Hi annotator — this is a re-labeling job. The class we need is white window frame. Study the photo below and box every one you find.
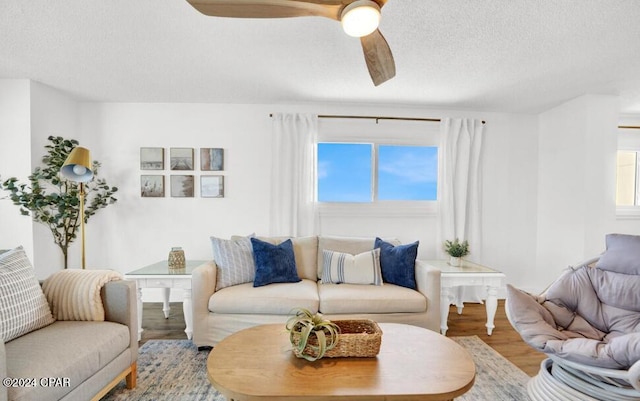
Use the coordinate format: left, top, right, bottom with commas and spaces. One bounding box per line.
617, 126, 640, 219
317, 118, 440, 217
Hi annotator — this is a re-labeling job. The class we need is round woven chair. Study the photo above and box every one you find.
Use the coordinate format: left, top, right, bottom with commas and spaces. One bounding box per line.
506, 234, 640, 401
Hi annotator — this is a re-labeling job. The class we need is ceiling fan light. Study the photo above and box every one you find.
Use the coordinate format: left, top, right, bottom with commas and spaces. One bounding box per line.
341, 1, 381, 38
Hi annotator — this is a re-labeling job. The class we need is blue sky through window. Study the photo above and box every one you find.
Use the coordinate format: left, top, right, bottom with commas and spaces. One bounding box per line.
318, 143, 371, 202
378, 145, 438, 200
317, 143, 438, 202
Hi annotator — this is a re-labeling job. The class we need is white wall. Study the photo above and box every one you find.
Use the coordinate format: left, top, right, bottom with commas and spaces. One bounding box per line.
0, 79, 33, 261
536, 95, 621, 284
29, 81, 80, 277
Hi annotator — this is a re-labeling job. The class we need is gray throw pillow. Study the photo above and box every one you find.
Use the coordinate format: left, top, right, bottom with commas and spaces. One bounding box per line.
595, 233, 640, 275
210, 236, 255, 290
0, 246, 55, 342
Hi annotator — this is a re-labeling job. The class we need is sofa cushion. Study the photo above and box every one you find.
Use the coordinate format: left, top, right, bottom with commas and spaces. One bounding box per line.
317, 236, 400, 279
5, 320, 130, 401
318, 282, 426, 314
596, 233, 640, 275
0, 246, 54, 342
211, 236, 255, 290
375, 238, 419, 290
321, 248, 382, 285
251, 238, 301, 287
209, 279, 319, 314
257, 236, 318, 281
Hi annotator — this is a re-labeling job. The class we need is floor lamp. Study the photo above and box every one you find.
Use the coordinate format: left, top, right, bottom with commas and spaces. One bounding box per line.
60, 147, 94, 269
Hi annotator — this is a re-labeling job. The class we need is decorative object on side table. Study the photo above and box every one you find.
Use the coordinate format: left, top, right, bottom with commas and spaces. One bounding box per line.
444, 238, 469, 267
168, 247, 186, 269
286, 308, 382, 361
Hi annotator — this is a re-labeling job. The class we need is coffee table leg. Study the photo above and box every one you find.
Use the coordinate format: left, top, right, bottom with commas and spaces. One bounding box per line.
440, 286, 452, 335
455, 286, 464, 314
183, 289, 193, 340
485, 285, 498, 335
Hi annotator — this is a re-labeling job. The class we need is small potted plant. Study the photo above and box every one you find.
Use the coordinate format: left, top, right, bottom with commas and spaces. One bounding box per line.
444, 238, 469, 267
286, 308, 340, 361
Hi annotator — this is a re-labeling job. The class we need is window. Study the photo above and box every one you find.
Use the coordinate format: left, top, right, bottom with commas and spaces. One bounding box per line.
317, 143, 438, 202
617, 151, 639, 206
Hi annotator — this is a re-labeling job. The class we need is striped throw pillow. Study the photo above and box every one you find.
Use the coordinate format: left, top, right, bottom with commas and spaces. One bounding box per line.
210, 236, 256, 290
0, 246, 54, 342
321, 248, 383, 285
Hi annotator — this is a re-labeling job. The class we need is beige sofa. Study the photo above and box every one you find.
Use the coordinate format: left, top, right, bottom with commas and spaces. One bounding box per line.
0, 279, 138, 401
192, 235, 441, 348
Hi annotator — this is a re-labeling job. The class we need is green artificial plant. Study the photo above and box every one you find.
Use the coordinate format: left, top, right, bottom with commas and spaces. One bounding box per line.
444, 238, 470, 258
1, 136, 118, 268
286, 308, 340, 361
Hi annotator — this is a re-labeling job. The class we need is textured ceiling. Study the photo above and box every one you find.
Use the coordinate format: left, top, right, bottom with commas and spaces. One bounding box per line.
1, 0, 640, 114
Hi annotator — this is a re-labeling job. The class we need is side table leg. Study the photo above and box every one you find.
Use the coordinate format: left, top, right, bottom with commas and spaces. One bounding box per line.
162, 287, 170, 319
485, 286, 499, 335
183, 289, 193, 340
456, 286, 464, 314
136, 286, 143, 342
440, 286, 452, 335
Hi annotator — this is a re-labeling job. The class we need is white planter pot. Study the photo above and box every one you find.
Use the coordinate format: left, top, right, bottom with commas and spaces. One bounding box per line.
449, 256, 461, 267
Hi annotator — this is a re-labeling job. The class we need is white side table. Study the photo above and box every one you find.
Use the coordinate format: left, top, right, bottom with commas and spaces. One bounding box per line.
125, 260, 207, 341
425, 259, 506, 336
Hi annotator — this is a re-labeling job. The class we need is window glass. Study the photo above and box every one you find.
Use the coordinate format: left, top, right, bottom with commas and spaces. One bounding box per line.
317, 143, 372, 202
617, 151, 638, 206
317, 143, 438, 203
378, 145, 438, 201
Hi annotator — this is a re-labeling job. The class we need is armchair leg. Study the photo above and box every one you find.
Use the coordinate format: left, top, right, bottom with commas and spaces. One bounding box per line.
126, 362, 137, 389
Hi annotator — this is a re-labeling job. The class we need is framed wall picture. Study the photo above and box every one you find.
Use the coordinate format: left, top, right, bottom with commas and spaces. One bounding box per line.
141, 175, 164, 197
140, 147, 164, 170
201, 175, 224, 198
170, 147, 194, 170
171, 175, 194, 197
200, 148, 224, 171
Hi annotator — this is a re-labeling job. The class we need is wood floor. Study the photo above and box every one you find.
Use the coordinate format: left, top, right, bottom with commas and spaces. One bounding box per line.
141, 300, 546, 376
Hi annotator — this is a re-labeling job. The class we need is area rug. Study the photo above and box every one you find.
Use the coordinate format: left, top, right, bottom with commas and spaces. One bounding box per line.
102, 336, 530, 401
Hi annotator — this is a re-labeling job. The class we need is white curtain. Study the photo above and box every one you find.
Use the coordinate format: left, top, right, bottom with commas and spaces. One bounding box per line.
438, 118, 484, 303
269, 113, 318, 237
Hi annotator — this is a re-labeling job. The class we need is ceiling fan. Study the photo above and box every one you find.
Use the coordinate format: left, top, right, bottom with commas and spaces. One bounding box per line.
186, 0, 396, 86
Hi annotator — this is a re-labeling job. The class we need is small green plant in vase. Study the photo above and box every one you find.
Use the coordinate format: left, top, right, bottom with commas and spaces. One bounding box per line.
286, 308, 340, 361
444, 238, 469, 267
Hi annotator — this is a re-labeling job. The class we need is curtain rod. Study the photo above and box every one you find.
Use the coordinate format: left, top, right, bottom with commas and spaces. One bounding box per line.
619, 125, 640, 130
269, 114, 486, 124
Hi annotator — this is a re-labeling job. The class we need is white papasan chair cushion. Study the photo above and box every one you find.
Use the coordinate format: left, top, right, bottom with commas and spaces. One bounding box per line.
507, 233, 640, 370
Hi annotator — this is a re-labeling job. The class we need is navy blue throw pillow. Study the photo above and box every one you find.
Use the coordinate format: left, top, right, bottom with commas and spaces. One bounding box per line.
251, 238, 301, 287
375, 237, 419, 290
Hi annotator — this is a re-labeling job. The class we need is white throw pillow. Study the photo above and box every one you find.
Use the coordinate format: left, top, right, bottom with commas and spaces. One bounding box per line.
0, 246, 54, 342
321, 248, 383, 286
210, 236, 255, 290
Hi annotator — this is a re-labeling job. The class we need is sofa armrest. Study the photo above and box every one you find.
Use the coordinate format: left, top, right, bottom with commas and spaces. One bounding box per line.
0, 341, 6, 401
191, 261, 217, 347
101, 279, 138, 363
415, 260, 441, 333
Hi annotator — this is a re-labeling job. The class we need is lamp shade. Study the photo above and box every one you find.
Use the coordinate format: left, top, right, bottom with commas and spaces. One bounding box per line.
60, 146, 94, 183
341, 0, 381, 38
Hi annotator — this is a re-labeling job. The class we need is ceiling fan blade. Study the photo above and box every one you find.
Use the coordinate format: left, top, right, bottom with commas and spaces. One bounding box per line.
186, 0, 342, 19
360, 28, 395, 86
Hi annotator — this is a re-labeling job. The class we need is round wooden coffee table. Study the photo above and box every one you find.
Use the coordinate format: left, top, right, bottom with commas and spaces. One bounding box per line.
207, 323, 475, 400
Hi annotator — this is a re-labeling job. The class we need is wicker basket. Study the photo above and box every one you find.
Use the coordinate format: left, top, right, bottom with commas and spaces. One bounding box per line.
291, 319, 382, 359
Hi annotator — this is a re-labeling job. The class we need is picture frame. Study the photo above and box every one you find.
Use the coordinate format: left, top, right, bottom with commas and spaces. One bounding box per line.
170, 175, 195, 197
141, 175, 164, 197
201, 175, 224, 198
200, 148, 224, 171
140, 147, 164, 170
170, 147, 194, 170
